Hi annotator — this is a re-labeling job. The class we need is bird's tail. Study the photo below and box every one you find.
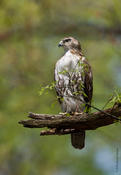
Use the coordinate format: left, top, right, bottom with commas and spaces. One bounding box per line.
71, 131, 85, 149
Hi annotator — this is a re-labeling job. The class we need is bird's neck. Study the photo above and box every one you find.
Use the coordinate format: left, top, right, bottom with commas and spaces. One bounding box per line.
64, 48, 83, 56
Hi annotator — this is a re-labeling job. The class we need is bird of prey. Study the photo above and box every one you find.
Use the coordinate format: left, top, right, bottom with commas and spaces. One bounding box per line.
54, 37, 93, 149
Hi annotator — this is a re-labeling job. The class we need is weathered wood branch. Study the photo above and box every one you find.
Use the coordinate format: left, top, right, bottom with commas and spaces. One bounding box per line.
19, 103, 121, 136
40, 128, 79, 136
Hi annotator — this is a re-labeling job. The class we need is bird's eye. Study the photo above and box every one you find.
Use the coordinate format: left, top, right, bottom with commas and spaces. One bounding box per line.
64, 39, 71, 43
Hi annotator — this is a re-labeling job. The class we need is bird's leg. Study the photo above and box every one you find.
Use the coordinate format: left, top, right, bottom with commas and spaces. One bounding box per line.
72, 105, 84, 115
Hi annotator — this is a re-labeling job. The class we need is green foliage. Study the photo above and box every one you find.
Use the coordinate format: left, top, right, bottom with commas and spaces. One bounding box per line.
109, 90, 121, 104
0, 0, 121, 175
39, 82, 55, 96
59, 70, 69, 75
66, 113, 71, 117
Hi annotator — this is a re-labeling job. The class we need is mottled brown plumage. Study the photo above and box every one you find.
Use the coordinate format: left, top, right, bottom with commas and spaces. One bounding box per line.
55, 37, 93, 149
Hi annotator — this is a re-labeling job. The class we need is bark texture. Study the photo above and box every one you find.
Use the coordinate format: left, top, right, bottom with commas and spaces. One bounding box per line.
19, 103, 121, 135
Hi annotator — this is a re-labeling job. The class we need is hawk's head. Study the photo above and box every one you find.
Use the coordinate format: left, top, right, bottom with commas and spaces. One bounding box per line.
58, 37, 81, 51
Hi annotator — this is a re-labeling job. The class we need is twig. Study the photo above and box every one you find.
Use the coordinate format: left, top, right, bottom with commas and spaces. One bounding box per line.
88, 104, 121, 121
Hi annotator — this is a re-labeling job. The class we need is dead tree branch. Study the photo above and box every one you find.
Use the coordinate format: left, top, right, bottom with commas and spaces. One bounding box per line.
18, 103, 121, 136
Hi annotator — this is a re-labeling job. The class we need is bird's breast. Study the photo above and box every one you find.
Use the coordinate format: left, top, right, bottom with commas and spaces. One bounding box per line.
57, 51, 80, 72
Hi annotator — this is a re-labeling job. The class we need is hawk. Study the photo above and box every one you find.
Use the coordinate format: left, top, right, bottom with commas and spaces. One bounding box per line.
54, 37, 93, 149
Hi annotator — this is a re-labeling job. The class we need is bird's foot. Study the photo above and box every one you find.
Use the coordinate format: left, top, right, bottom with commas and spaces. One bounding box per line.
59, 112, 71, 117
59, 112, 67, 115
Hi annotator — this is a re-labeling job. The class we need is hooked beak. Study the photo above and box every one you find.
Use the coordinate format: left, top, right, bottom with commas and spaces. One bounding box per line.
58, 41, 63, 47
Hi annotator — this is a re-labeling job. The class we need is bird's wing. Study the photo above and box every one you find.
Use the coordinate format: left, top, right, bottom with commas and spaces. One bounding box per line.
81, 58, 93, 108
54, 62, 65, 104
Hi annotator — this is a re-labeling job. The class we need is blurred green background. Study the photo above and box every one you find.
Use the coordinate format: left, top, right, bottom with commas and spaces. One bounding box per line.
0, 0, 121, 175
